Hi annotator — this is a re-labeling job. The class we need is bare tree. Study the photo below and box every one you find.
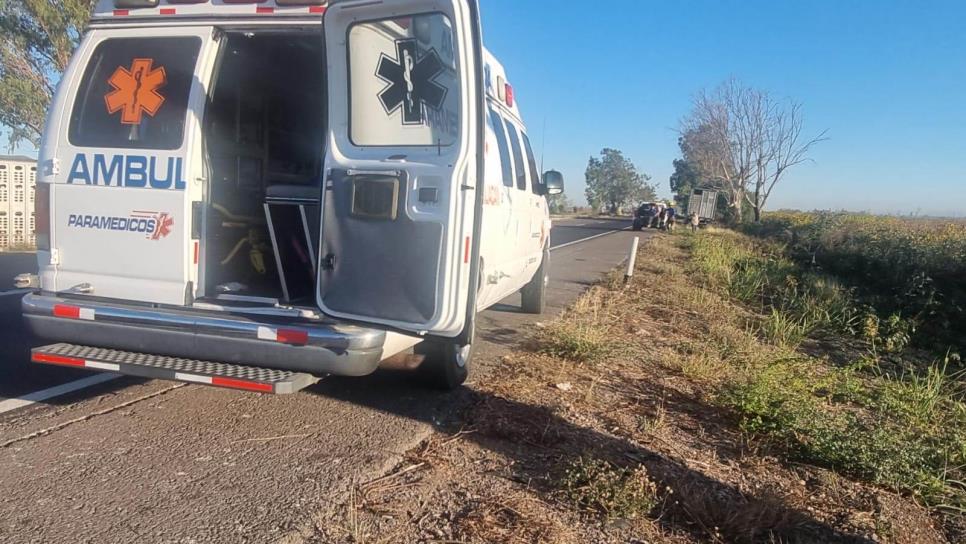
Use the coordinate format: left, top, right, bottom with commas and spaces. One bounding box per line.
680, 78, 826, 222
748, 100, 828, 221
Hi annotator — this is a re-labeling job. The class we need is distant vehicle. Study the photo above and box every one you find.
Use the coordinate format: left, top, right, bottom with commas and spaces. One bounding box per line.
688, 189, 719, 223
18, 0, 564, 394
633, 201, 665, 230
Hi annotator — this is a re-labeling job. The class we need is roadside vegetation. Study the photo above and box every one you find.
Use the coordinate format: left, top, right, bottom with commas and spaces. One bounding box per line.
685, 229, 966, 519
741, 211, 966, 353
326, 226, 961, 543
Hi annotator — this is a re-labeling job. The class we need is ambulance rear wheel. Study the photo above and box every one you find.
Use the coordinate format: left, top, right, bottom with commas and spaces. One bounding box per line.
416, 341, 472, 390
521, 249, 549, 314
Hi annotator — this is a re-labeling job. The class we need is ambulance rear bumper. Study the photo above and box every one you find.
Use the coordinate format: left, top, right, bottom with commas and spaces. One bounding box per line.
22, 292, 387, 377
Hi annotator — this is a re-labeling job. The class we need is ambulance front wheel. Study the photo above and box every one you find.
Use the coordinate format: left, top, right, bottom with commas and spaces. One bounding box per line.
416, 340, 473, 390
521, 249, 549, 314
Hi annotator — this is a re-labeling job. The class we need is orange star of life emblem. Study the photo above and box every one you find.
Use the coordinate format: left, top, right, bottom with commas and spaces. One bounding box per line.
150, 213, 174, 240
104, 58, 167, 125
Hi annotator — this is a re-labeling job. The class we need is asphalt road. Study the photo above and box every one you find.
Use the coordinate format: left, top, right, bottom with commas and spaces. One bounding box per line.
0, 217, 643, 543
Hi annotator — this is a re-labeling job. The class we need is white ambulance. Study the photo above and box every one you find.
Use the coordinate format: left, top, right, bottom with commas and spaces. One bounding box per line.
21, 0, 564, 393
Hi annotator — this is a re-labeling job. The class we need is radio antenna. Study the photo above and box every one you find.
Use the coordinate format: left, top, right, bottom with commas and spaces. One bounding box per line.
539, 116, 547, 173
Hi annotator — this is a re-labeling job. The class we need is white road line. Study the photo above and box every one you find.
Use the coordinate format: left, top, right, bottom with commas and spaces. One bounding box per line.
0, 373, 119, 415
550, 224, 630, 252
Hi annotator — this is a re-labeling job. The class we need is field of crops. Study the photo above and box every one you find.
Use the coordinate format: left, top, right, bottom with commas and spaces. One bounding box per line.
742, 211, 966, 352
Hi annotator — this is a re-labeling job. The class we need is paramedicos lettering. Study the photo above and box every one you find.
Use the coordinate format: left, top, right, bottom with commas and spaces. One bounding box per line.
67, 214, 156, 233
66, 210, 174, 240
66, 153, 187, 190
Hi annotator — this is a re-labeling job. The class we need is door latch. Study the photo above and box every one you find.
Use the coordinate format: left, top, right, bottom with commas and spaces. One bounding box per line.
320, 253, 337, 271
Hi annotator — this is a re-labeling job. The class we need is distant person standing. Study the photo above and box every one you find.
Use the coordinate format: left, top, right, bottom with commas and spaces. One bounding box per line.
689, 212, 700, 233
665, 207, 677, 232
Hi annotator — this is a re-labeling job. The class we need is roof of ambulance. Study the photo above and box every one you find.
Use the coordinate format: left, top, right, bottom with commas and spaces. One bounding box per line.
90, 1, 523, 119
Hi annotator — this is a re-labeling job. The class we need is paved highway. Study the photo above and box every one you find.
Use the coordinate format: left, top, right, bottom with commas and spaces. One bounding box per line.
0, 216, 642, 543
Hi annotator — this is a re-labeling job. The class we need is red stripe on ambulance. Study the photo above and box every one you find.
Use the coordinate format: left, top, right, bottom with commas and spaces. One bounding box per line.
32, 353, 86, 367
212, 377, 273, 393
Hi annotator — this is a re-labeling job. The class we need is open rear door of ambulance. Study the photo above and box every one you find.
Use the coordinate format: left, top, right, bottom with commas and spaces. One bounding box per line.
319, 0, 484, 340
42, 26, 217, 306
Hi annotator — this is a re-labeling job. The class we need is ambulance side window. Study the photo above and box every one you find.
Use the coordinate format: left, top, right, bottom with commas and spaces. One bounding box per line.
522, 133, 542, 195
69, 37, 201, 150
488, 108, 514, 188
504, 121, 527, 191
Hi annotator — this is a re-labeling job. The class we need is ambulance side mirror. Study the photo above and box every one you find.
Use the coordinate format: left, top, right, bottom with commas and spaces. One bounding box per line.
542, 170, 564, 195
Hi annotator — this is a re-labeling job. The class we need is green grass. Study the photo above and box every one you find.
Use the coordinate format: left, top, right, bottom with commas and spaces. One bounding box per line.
539, 320, 612, 364
682, 231, 966, 511
720, 355, 965, 505
687, 233, 865, 342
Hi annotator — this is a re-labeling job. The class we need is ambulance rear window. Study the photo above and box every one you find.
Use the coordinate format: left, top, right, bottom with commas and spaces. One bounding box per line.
68, 37, 201, 150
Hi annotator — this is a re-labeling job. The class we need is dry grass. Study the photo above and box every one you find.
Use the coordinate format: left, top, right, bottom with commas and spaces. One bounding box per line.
451, 493, 574, 544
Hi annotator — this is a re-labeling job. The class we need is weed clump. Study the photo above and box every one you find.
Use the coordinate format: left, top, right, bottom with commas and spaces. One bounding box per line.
539, 321, 611, 363
719, 332, 966, 508
558, 456, 658, 519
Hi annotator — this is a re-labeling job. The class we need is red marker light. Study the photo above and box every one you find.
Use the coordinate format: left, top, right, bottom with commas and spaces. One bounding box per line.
53, 304, 81, 319
505, 84, 514, 107
276, 329, 309, 346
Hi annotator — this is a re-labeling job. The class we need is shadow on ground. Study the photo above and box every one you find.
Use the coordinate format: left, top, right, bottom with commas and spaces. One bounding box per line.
307, 370, 874, 544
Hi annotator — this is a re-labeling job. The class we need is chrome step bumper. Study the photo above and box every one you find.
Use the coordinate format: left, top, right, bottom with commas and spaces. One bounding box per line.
32, 343, 318, 394
22, 293, 387, 377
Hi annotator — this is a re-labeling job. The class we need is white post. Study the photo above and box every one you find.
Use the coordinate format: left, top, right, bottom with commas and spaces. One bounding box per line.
624, 236, 640, 283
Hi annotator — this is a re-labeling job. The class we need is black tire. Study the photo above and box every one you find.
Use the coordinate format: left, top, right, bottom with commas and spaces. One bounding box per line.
521, 249, 549, 314
632, 219, 643, 231
416, 340, 472, 390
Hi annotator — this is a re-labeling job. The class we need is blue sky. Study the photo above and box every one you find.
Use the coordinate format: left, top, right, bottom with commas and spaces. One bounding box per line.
6, 2, 964, 215
481, 0, 966, 216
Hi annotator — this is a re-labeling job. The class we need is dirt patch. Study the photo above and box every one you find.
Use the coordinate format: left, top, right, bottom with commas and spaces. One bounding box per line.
310, 235, 947, 543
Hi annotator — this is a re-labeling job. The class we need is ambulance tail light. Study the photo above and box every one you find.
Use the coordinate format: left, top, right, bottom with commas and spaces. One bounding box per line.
35, 182, 50, 251
114, 0, 159, 7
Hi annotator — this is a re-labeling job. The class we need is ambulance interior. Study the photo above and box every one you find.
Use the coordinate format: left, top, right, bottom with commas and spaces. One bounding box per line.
203, 30, 324, 306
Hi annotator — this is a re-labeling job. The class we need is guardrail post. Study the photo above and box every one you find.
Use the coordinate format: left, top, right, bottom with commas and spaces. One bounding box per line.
624, 236, 640, 284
